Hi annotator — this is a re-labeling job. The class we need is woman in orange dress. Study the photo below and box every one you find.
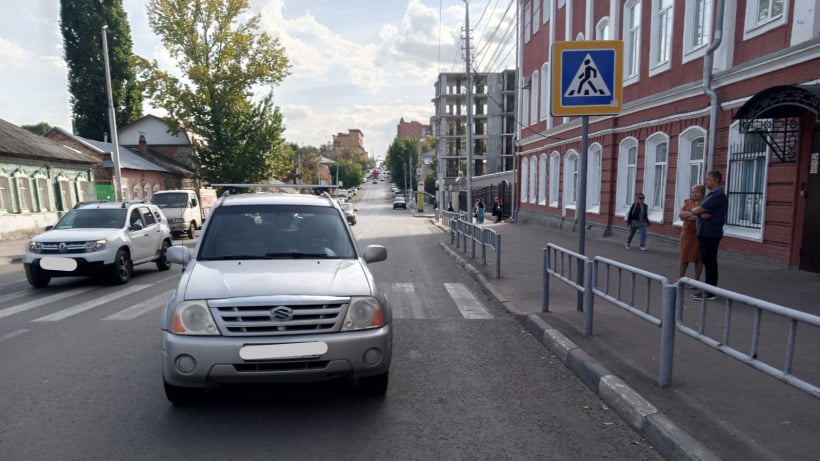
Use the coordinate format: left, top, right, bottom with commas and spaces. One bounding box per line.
678, 185, 705, 279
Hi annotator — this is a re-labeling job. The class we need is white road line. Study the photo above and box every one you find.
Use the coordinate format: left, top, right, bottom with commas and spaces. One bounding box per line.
391, 283, 427, 319
444, 283, 493, 319
0, 329, 29, 343
103, 290, 172, 320
32, 284, 150, 322
0, 290, 31, 305
0, 287, 96, 320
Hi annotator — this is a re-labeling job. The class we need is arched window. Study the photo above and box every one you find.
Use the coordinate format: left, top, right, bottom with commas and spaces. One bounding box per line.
133, 184, 143, 200
530, 70, 539, 124
549, 152, 560, 207
540, 62, 550, 124
538, 153, 548, 206
644, 132, 670, 221
520, 158, 529, 203
587, 143, 602, 213
623, 0, 642, 83
34, 173, 52, 212
13, 171, 33, 212
596, 17, 610, 40
563, 151, 579, 208
675, 127, 706, 224
528, 156, 537, 203
616, 137, 639, 215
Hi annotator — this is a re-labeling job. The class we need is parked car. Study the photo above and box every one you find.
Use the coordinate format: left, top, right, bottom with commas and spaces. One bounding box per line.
23, 201, 173, 287
342, 202, 357, 225
393, 197, 407, 210
161, 190, 391, 404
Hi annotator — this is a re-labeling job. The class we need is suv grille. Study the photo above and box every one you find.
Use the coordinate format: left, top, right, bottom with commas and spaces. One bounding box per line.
213, 302, 346, 336
39, 242, 90, 254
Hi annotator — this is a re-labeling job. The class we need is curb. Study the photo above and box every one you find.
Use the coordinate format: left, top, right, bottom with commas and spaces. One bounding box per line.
434, 221, 721, 461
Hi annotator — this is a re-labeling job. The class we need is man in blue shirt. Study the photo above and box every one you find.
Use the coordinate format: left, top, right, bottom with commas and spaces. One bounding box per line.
690, 170, 728, 300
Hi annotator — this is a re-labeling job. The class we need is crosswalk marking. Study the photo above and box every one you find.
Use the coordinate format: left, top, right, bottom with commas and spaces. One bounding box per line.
0, 287, 96, 320
444, 283, 493, 319
0, 329, 29, 343
32, 284, 150, 322
391, 282, 428, 319
103, 290, 172, 320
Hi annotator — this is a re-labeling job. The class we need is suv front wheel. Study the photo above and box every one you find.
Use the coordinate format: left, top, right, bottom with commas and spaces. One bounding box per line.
109, 249, 132, 285
25, 264, 51, 288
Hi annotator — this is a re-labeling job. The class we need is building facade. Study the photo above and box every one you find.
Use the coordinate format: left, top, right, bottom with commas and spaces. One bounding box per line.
433, 70, 518, 212
333, 129, 367, 156
397, 118, 433, 140
516, 0, 820, 271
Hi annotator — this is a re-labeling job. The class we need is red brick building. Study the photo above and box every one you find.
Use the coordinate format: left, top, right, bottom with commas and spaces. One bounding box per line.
516, 0, 820, 271
397, 118, 432, 140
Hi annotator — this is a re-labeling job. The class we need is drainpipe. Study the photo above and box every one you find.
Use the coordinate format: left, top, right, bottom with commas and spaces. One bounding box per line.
703, 0, 726, 173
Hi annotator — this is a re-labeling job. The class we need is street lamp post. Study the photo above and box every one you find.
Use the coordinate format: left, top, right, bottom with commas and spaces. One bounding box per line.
102, 25, 123, 201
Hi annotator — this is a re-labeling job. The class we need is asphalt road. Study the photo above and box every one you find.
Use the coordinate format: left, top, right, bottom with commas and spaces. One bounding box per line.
0, 182, 661, 460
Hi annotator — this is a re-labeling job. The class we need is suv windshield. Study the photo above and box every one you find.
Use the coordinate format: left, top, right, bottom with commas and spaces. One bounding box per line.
54, 208, 126, 229
198, 204, 356, 260
152, 193, 188, 207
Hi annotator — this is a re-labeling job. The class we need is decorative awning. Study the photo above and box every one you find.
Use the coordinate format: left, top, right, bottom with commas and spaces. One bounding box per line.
733, 84, 820, 121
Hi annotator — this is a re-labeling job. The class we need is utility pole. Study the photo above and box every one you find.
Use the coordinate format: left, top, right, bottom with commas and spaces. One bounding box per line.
102, 25, 123, 201
464, 0, 474, 219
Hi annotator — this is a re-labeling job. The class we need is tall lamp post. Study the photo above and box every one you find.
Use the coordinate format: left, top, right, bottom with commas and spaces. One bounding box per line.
102, 25, 123, 201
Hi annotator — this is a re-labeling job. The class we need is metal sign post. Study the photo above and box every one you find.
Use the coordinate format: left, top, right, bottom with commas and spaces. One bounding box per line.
551, 40, 623, 311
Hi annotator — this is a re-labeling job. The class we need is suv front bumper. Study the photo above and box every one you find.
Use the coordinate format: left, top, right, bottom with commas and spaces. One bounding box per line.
161, 324, 392, 388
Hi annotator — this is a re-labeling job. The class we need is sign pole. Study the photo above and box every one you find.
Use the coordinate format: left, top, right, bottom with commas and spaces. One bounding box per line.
576, 115, 589, 311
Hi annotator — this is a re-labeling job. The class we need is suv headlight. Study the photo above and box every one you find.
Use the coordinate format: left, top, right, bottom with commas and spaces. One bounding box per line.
85, 239, 107, 252
342, 297, 384, 331
28, 241, 43, 253
170, 217, 184, 224
171, 300, 220, 335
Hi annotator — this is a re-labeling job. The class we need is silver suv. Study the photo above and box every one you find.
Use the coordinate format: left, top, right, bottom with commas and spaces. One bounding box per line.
23, 201, 174, 287
161, 190, 391, 404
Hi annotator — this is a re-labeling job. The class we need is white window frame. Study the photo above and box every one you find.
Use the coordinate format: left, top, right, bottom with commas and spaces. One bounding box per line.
683, 0, 712, 62
643, 132, 669, 222
563, 150, 579, 209
596, 17, 610, 40
121, 181, 130, 201
34, 174, 52, 212
538, 153, 548, 205
57, 176, 74, 211
724, 121, 768, 241
674, 126, 707, 225
649, 0, 674, 75
615, 137, 639, 216
540, 62, 550, 124
623, 0, 642, 85
530, 70, 539, 124
520, 157, 529, 203
133, 184, 142, 200
533, 0, 541, 34
549, 152, 560, 207
0, 173, 12, 213
75, 176, 89, 203
521, 88, 530, 127
529, 156, 538, 203
14, 172, 33, 212
743, 0, 787, 40
542, 0, 551, 24
525, 2, 532, 43
587, 143, 602, 214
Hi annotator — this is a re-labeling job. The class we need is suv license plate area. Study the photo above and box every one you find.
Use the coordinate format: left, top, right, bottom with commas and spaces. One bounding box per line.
239, 342, 328, 361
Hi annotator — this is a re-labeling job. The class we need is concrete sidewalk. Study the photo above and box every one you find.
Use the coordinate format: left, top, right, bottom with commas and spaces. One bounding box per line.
434, 216, 820, 460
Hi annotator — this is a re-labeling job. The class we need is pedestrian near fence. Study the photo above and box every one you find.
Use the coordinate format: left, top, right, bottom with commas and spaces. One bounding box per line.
690, 171, 728, 300
492, 197, 502, 223
625, 193, 649, 250
678, 184, 705, 279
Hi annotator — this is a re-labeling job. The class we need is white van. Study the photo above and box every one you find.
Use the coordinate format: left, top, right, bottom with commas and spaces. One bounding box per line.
151, 190, 203, 238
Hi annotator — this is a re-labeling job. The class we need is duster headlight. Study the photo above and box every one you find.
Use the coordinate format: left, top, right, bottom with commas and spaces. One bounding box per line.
171, 301, 220, 335
342, 297, 384, 331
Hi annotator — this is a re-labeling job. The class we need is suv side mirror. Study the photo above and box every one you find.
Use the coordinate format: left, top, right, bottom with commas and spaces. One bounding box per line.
130, 222, 144, 231
167, 245, 192, 266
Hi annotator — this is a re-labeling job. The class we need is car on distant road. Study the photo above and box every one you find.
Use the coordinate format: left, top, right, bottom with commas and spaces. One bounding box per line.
23, 201, 173, 287
161, 190, 391, 404
392, 197, 407, 210
342, 202, 357, 225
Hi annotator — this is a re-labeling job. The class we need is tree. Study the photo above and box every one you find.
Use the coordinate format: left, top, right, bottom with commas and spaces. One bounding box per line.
61, 0, 142, 139
21, 122, 53, 136
139, 0, 291, 185
386, 137, 420, 191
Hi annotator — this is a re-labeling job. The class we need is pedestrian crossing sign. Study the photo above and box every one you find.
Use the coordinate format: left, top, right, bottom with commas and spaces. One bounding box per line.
551, 41, 623, 116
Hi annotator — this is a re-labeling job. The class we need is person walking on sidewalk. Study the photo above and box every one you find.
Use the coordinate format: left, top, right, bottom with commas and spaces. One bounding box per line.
678, 184, 705, 279
625, 193, 649, 250
690, 171, 728, 300
492, 197, 503, 223
476, 198, 486, 224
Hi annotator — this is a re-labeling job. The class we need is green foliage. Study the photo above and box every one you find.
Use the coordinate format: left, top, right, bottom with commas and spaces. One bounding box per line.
139, 0, 291, 185
21, 122, 53, 136
61, 0, 141, 139
386, 137, 420, 190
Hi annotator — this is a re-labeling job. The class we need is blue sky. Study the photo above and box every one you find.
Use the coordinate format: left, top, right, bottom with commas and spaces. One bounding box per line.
0, 0, 516, 158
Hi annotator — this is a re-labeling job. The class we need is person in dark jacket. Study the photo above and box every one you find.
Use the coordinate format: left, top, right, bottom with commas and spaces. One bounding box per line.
689, 170, 728, 300
625, 193, 650, 250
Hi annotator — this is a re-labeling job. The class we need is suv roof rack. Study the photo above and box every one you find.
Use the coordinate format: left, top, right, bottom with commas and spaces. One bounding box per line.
211, 183, 340, 198
73, 200, 109, 209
